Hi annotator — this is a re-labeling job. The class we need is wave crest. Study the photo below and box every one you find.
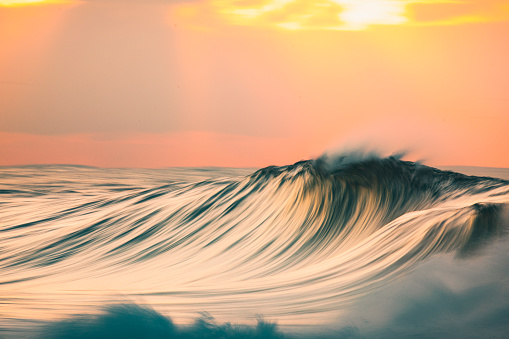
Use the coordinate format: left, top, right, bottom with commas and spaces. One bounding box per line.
0, 154, 508, 331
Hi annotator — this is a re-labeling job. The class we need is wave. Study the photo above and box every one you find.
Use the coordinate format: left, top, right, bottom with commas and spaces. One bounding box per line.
0, 153, 508, 336
33, 303, 284, 339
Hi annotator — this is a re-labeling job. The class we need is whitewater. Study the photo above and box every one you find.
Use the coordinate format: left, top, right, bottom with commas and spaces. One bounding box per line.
1, 153, 508, 338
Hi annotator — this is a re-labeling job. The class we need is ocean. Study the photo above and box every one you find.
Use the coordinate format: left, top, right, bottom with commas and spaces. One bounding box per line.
1, 153, 508, 338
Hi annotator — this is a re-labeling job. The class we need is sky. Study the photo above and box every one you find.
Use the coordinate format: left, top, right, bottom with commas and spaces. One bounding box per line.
0, 0, 508, 168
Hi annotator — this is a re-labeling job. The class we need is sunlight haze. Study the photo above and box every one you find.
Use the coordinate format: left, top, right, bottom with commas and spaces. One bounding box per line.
0, 0, 508, 167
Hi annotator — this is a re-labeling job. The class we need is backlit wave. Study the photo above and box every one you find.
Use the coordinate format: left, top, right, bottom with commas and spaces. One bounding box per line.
1, 153, 508, 335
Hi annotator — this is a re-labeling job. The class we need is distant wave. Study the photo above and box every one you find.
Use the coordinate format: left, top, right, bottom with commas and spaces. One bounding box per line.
1, 153, 508, 337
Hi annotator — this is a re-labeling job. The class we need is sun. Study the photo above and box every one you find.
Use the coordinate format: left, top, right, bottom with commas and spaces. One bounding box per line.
209, 0, 410, 30
336, 0, 408, 30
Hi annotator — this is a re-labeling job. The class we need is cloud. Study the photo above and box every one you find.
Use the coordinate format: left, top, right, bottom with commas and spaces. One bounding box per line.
407, 0, 509, 26
81, 0, 198, 3
169, 0, 509, 30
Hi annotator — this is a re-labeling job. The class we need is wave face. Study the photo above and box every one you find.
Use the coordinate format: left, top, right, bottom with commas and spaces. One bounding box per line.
1, 154, 509, 337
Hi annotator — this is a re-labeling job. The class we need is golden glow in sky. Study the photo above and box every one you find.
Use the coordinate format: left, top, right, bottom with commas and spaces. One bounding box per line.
0, 0, 73, 6
1, 0, 509, 168
173, 0, 509, 30
0, 0, 43, 4
336, 0, 408, 29
216, 0, 408, 30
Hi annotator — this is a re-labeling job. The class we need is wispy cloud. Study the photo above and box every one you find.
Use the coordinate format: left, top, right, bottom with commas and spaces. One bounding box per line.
170, 0, 509, 30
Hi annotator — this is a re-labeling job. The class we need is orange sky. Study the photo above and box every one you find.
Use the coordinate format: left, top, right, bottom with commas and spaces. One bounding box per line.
1, 0, 508, 168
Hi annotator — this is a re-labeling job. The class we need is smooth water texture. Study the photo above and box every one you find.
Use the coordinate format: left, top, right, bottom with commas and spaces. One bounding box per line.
1, 154, 508, 338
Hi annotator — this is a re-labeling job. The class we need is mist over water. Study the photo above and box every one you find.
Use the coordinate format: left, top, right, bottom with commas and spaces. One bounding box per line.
1, 153, 508, 338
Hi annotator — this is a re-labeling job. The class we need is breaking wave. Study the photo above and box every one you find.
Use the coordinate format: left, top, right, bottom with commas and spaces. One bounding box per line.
1, 153, 508, 337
